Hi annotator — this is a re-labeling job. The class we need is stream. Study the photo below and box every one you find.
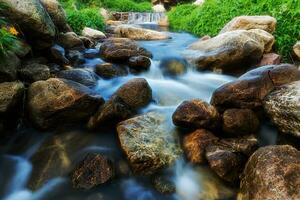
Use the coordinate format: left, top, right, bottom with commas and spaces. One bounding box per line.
1, 23, 265, 200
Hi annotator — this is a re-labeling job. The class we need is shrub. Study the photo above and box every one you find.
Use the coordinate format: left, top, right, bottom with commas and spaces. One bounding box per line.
168, 0, 300, 61
98, 0, 152, 12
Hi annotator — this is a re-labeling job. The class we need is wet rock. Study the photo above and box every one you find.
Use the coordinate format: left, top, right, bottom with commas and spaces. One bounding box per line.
23, 57, 48, 65
220, 135, 258, 156
211, 64, 300, 110
27, 78, 104, 130
80, 36, 95, 49
128, 56, 151, 71
264, 81, 300, 138
153, 174, 176, 194
88, 78, 152, 129
222, 109, 259, 136
159, 57, 188, 77
0, 53, 20, 83
293, 41, 300, 59
65, 50, 85, 66
0, 81, 24, 115
117, 112, 182, 175
82, 27, 106, 41
187, 29, 274, 74
238, 145, 300, 200
58, 32, 84, 50
220, 16, 276, 34
183, 129, 218, 164
114, 25, 171, 40
18, 63, 50, 83
71, 153, 114, 190
100, 38, 152, 62
15, 40, 32, 58
57, 69, 98, 87
172, 99, 220, 130
95, 63, 127, 79
40, 0, 70, 32
256, 53, 281, 67
50, 44, 70, 65
0, 0, 55, 49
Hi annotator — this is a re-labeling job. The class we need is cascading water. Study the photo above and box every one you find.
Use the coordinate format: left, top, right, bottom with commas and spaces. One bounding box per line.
117, 12, 166, 24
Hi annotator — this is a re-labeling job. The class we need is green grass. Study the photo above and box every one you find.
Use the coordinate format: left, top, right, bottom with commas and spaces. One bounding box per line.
168, 0, 300, 61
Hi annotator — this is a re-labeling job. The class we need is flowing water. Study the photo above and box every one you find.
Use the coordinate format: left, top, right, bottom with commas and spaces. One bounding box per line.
0, 23, 250, 200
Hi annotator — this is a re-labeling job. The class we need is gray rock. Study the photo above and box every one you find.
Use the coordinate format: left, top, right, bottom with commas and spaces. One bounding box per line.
57, 69, 98, 87
19, 63, 50, 83
0, 81, 24, 114
0, 53, 20, 83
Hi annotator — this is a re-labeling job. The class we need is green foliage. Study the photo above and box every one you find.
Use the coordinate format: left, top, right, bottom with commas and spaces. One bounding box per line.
66, 8, 105, 34
168, 0, 300, 61
99, 0, 152, 12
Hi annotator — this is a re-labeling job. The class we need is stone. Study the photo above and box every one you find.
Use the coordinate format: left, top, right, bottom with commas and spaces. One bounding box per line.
238, 145, 300, 200
194, 0, 205, 6
95, 63, 128, 79
222, 109, 260, 136
256, 53, 281, 67
264, 81, 300, 138
50, 44, 70, 65
183, 129, 218, 164
128, 56, 151, 71
18, 63, 50, 83
57, 69, 98, 87
100, 38, 152, 62
58, 32, 84, 50
0, 53, 20, 83
71, 153, 114, 190
187, 29, 274, 74
65, 50, 85, 67
172, 99, 220, 130
0, 81, 24, 115
159, 57, 188, 76
15, 40, 32, 58
152, 4, 166, 12
79, 36, 95, 48
82, 27, 106, 41
220, 16, 277, 34
153, 174, 176, 194
293, 41, 300, 59
27, 78, 104, 130
100, 8, 110, 21
0, 0, 55, 49
114, 25, 171, 40
117, 112, 182, 175
158, 16, 169, 27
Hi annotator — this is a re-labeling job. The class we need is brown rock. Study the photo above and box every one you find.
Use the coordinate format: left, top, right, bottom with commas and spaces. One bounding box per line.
58, 32, 84, 50
172, 99, 220, 130
95, 63, 128, 79
18, 63, 50, 83
238, 145, 300, 200
220, 135, 258, 156
256, 53, 281, 67
128, 56, 151, 71
71, 153, 114, 190
56, 68, 98, 87
0, 53, 20, 83
293, 41, 300, 59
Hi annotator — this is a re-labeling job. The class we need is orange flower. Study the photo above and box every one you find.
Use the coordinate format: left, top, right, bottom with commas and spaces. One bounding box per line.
8, 26, 18, 36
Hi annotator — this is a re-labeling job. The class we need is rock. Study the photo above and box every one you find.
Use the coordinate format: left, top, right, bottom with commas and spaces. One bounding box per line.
172, 99, 220, 130
0, 82, 24, 115
153, 174, 176, 194
50, 44, 70, 65
114, 25, 171, 40
238, 145, 300, 200
222, 109, 260, 136
40, 0, 70, 32
88, 78, 152, 129
105, 20, 124, 26
293, 41, 300, 59
15, 40, 32, 58
65, 50, 85, 66
100, 8, 110, 21
128, 56, 151, 71
95, 63, 128, 79
219, 135, 258, 156
194, 0, 205, 6
117, 112, 182, 175
58, 32, 84, 50
18, 63, 50, 83
79, 36, 95, 48
220, 16, 277, 34
211, 64, 300, 110
183, 129, 218, 164
100, 38, 152, 62
27, 78, 104, 130
0, 53, 20, 83
187, 29, 274, 73
159, 57, 188, 76
57, 69, 98, 87
256, 53, 281, 67
158, 16, 169, 27
0, 0, 55, 49
71, 153, 114, 190
82, 27, 106, 41
152, 4, 166, 12
264, 81, 300, 138
23, 57, 48, 65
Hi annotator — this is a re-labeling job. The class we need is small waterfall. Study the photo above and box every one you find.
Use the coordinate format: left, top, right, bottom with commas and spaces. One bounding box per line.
127, 12, 166, 24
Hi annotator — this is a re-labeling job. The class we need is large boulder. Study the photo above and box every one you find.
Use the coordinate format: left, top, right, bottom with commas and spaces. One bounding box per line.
0, 0, 56, 49
58, 32, 84, 50
187, 29, 274, 74
114, 25, 171, 40
238, 145, 300, 200
0, 53, 20, 83
40, 0, 71, 32
172, 99, 220, 130
220, 16, 277, 34
27, 78, 104, 130
264, 81, 300, 138
117, 112, 182, 175
18, 63, 50, 83
82, 27, 106, 41
211, 64, 300, 110
100, 38, 152, 62
88, 78, 152, 129
0, 81, 24, 115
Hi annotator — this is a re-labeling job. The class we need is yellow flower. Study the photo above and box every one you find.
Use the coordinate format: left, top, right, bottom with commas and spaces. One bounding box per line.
8, 26, 18, 36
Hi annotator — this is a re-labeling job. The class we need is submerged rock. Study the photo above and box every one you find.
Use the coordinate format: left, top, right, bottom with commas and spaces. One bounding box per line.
264, 81, 300, 138
117, 112, 182, 175
114, 25, 170, 40
0, 81, 24, 115
95, 63, 128, 79
159, 57, 188, 77
172, 99, 220, 130
19, 63, 50, 83
220, 16, 276, 34
238, 145, 300, 200
27, 78, 103, 130
71, 153, 114, 190
57, 69, 98, 87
